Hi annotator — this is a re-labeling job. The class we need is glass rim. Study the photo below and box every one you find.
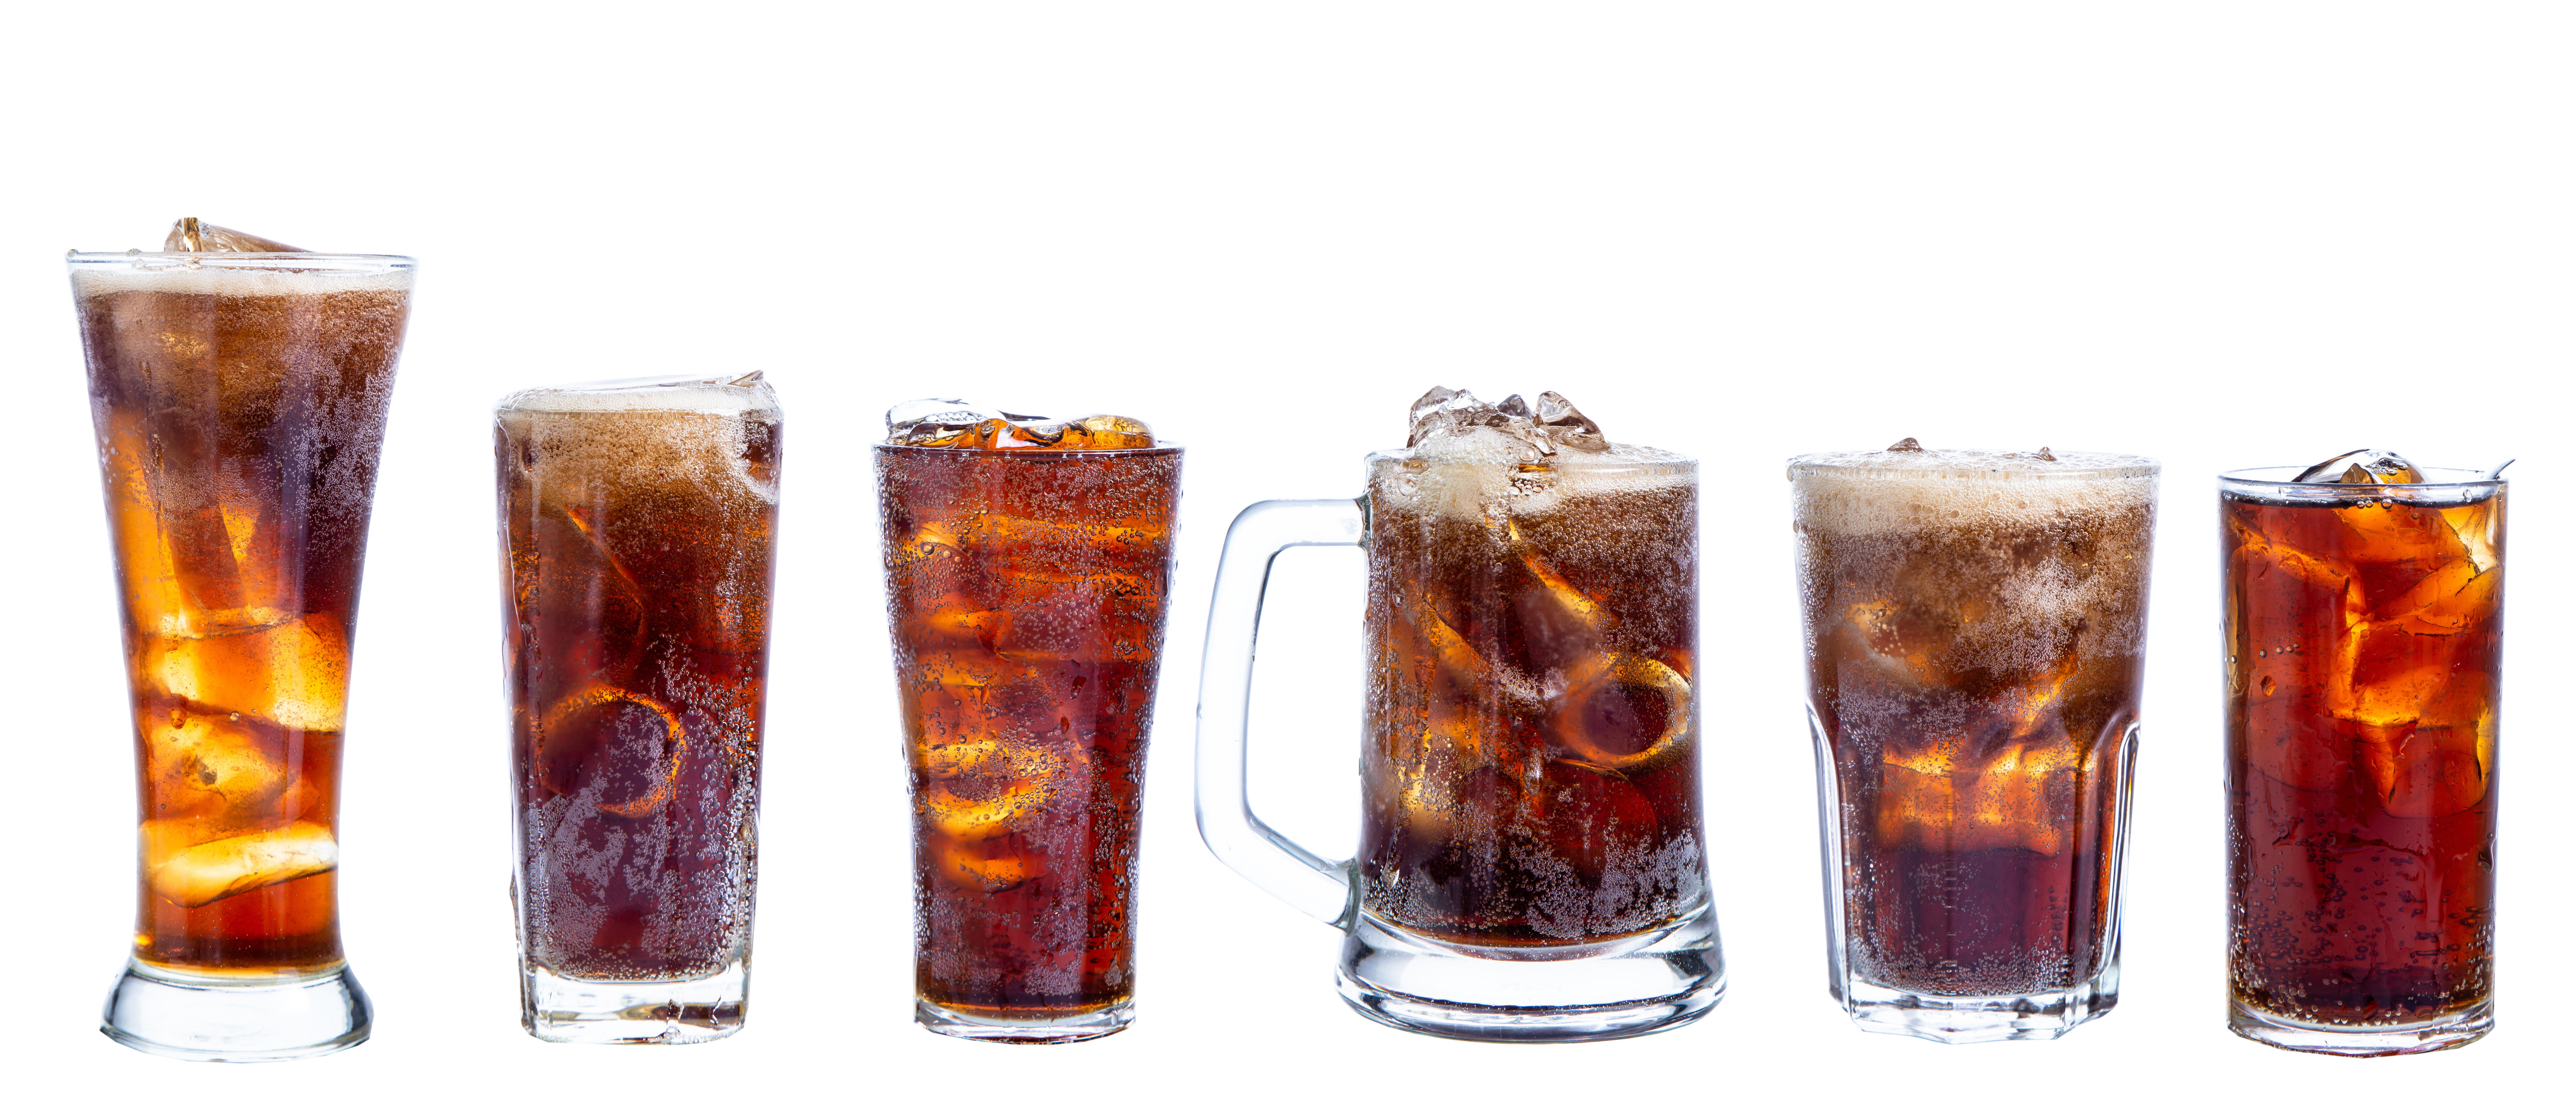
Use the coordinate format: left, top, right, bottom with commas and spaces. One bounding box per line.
2219, 465, 2505, 493
873, 441, 1183, 457
66, 251, 417, 268
1367, 445, 1697, 468
1787, 451, 2157, 481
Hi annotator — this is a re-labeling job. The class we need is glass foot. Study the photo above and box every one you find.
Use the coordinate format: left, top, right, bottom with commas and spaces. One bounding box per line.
2229, 996, 2492, 1057
102, 960, 371, 1062
1838, 974, 2118, 1044
914, 998, 1132, 1044
1335, 901, 1724, 1043
521, 958, 748, 1044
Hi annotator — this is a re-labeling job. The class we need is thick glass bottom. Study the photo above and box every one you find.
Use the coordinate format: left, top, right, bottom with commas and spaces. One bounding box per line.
521, 958, 748, 1044
1836, 966, 2118, 1043
914, 998, 1132, 1044
1335, 900, 1723, 1042
102, 959, 371, 1062
2229, 995, 2492, 1057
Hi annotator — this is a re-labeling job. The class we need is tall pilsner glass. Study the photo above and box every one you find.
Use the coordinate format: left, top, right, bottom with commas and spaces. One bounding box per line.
1790, 445, 2157, 1043
73, 247, 414, 1060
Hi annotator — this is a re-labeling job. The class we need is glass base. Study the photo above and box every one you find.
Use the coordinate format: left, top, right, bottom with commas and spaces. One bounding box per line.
102, 960, 371, 1062
1836, 966, 2118, 1044
914, 998, 1132, 1044
521, 958, 748, 1044
1335, 900, 1724, 1042
2229, 996, 2492, 1057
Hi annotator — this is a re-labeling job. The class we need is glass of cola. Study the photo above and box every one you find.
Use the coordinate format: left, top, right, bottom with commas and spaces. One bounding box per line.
1790, 440, 2158, 1043
1198, 388, 1722, 1043
495, 374, 784, 1043
74, 220, 414, 1060
876, 401, 1180, 1043
2222, 451, 2505, 1056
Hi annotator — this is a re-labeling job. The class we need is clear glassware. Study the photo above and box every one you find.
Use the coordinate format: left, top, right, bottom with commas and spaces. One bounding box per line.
73, 248, 415, 1060
495, 374, 783, 1043
876, 439, 1183, 1043
1789, 446, 2158, 1043
1199, 447, 1721, 1042
2221, 464, 2504, 1055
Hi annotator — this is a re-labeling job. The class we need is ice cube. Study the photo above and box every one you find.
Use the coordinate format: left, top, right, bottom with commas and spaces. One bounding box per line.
1406, 386, 1487, 446
1045, 413, 1155, 449
2365, 679, 2497, 816
137, 617, 350, 732
162, 217, 308, 253
539, 686, 688, 818
910, 601, 1011, 653
887, 399, 1155, 449
2330, 502, 2470, 599
145, 820, 337, 907
886, 398, 995, 444
1403, 386, 1613, 459
2380, 557, 2501, 636
1509, 534, 1612, 662
2354, 702, 2490, 819
2239, 689, 2360, 793
935, 840, 1034, 893
2331, 618, 2472, 729
916, 738, 1064, 838
1533, 392, 1606, 452
2439, 499, 2503, 574
1845, 598, 1949, 686
1548, 652, 1691, 774
2295, 448, 2424, 485
996, 413, 1156, 450
1877, 732, 2080, 855
143, 706, 295, 823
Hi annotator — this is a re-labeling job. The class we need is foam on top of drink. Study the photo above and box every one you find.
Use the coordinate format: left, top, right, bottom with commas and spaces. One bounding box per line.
497, 374, 782, 508
1789, 442, 2157, 536
70, 262, 413, 299
1378, 386, 1692, 521
498, 373, 780, 417
74, 220, 410, 296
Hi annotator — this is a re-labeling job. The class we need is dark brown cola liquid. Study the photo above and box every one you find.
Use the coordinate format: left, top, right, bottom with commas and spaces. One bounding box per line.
77, 263, 410, 975
1360, 451, 1705, 949
878, 445, 1180, 1021
1795, 461, 2153, 997
2224, 488, 2501, 1027
498, 381, 780, 981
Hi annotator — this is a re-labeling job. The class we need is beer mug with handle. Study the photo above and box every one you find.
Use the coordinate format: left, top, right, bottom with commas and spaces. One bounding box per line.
1196, 388, 1722, 1042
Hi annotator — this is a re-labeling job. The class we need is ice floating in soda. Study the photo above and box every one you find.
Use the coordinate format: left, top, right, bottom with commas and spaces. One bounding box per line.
161, 217, 307, 253
2295, 448, 2424, 485
885, 398, 1154, 450
1405, 386, 1607, 461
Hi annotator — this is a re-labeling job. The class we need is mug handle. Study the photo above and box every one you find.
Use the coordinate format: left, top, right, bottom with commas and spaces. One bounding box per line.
1194, 497, 1367, 926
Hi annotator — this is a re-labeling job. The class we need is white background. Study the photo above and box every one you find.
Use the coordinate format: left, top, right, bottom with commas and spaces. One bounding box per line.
2, 3, 2566, 1107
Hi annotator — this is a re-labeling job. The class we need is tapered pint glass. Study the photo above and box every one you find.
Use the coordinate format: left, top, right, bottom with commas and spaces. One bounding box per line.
2222, 461, 2503, 1055
877, 403, 1181, 1043
1200, 388, 1721, 1043
1791, 444, 2157, 1043
496, 374, 782, 1043
73, 240, 413, 1060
